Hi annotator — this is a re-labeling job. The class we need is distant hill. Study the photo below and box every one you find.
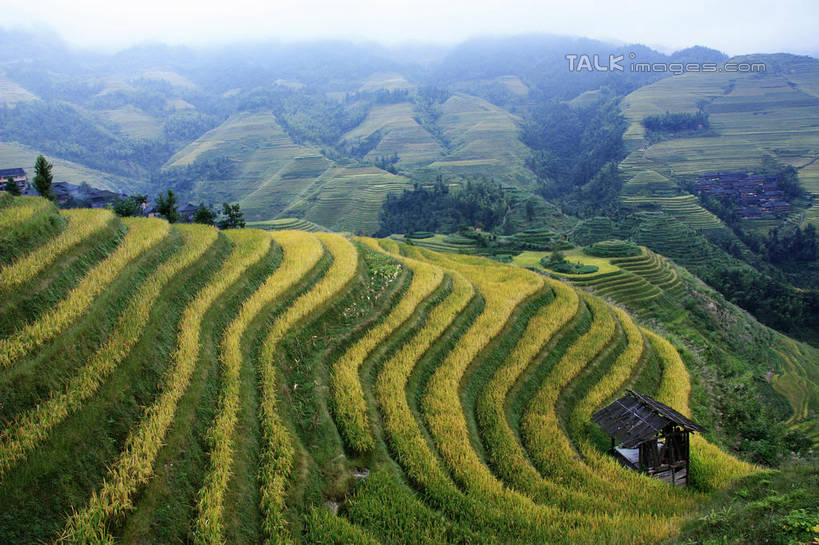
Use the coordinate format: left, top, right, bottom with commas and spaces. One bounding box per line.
0, 29, 735, 233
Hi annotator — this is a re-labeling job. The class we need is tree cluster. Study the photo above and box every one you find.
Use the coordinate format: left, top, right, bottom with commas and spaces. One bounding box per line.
523, 95, 627, 214
642, 109, 709, 133
377, 178, 510, 236
113, 194, 147, 217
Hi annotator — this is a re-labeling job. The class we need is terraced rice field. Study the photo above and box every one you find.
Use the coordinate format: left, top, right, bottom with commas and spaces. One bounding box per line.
0, 141, 144, 194
619, 55, 819, 225
620, 195, 725, 231
283, 165, 413, 234
427, 93, 538, 189
0, 196, 758, 544
0, 73, 36, 104
96, 106, 164, 139
340, 102, 446, 166
772, 337, 819, 443
162, 111, 335, 221
246, 217, 329, 232
517, 247, 684, 308
628, 212, 724, 268
389, 233, 480, 254
621, 169, 679, 196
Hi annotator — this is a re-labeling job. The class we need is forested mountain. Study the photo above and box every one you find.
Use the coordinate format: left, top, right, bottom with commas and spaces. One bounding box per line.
0, 30, 719, 228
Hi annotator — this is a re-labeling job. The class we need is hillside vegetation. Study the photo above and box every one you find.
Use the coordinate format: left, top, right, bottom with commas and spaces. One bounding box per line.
0, 196, 769, 544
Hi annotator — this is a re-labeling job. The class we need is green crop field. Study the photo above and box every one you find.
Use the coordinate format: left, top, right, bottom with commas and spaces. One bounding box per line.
163, 111, 336, 221
358, 73, 416, 92
389, 233, 481, 254
515, 246, 683, 307
621, 169, 679, 196
96, 106, 164, 140
0, 73, 36, 105
282, 165, 413, 234
620, 195, 725, 231
246, 217, 329, 232
0, 195, 779, 544
149, 92, 539, 232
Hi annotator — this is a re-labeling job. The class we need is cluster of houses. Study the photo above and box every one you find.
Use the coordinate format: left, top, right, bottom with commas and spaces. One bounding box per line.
694, 171, 791, 219
0, 168, 28, 194
0, 167, 198, 221
1, 167, 125, 207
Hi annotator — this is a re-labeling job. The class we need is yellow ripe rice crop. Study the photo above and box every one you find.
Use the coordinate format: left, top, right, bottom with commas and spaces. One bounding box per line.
377, 238, 400, 255
474, 278, 616, 511
377, 255, 665, 543
520, 294, 687, 519
257, 233, 358, 545
564, 307, 689, 509
56, 229, 271, 544
375, 271, 479, 515
648, 330, 757, 490
194, 231, 325, 545
0, 217, 170, 369
0, 196, 53, 231
0, 208, 115, 292
331, 237, 444, 453
420, 252, 544, 493
413, 253, 674, 543
521, 294, 616, 482
0, 224, 218, 479
570, 306, 644, 443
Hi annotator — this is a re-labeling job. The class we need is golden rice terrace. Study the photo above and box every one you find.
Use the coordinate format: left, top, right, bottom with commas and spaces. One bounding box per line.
0, 196, 756, 544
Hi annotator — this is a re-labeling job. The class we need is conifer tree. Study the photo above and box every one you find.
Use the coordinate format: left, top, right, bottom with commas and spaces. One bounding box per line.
33, 155, 55, 200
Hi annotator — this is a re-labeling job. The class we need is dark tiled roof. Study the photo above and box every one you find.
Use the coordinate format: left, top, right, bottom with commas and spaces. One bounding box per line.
591, 390, 706, 448
0, 168, 26, 177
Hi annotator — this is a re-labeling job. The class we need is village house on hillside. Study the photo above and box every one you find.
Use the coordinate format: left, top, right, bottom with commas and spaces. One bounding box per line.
0, 168, 28, 193
45, 182, 125, 208
694, 171, 791, 218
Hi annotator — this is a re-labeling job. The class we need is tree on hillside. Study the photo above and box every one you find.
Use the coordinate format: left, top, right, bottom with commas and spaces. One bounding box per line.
218, 202, 245, 229
113, 194, 146, 217
156, 189, 180, 223
33, 155, 55, 200
547, 250, 566, 267
4, 176, 20, 196
193, 203, 216, 225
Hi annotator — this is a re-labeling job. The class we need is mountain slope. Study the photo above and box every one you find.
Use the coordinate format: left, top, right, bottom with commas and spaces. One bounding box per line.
163, 110, 335, 219
340, 101, 445, 166
619, 54, 819, 227
429, 93, 537, 188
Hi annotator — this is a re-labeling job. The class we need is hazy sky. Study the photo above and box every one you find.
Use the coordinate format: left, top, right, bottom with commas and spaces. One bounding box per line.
2, 0, 817, 55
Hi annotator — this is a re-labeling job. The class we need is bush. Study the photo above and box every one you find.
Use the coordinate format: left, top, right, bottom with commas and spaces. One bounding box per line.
575, 265, 599, 274
586, 239, 641, 257
540, 254, 598, 274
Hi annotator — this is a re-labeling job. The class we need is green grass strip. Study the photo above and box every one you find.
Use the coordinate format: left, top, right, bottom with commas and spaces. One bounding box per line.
0, 208, 114, 292
0, 217, 170, 369
55, 229, 271, 544
0, 224, 218, 479
194, 231, 325, 545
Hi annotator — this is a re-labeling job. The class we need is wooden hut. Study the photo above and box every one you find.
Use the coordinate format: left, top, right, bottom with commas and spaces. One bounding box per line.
591, 390, 707, 486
